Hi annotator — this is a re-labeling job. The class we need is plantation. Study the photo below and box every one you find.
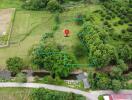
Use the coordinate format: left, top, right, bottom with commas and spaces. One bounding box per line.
0, 0, 131, 91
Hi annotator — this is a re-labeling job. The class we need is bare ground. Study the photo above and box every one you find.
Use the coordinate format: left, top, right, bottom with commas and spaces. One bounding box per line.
0, 8, 13, 36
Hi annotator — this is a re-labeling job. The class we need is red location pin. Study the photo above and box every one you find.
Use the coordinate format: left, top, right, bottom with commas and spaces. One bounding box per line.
64, 29, 70, 37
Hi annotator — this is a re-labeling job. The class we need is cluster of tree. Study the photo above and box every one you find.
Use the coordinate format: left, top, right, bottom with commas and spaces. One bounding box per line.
30, 33, 77, 78
6, 57, 24, 74
78, 22, 116, 68
88, 60, 130, 92
21, 0, 63, 12
30, 88, 86, 100
102, 1, 132, 40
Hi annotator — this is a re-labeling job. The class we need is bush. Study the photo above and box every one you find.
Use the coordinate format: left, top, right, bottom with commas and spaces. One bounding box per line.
98, 95, 104, 100
121, 29, 126, 33
103, 21, 109, 25
15, 73, 27, 82
128, 23, 132, 26
22, 0, 49, 10
75, 13, 84, 25
112, 79, 122, 92
113, 22, 118, 26
127, 27, 132, 32
123, 18, 129, 23
31, 88, 86, 100
6, 57, 24, 74
118, 20, 124, 25
40, 76, 64, 85
74, 44, 86, 58
105, 15, 111, 20
47, 0, 63, 12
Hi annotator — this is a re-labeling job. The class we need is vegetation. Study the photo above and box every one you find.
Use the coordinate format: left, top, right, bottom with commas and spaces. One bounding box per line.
14, 73, 27, 82
0, 0, 131, 92
6, 57, 24, 74
31, 88, 86, 100
0, 88, 86, 100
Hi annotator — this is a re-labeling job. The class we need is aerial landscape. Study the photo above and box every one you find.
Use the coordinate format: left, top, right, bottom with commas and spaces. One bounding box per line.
0, 0, 131, 100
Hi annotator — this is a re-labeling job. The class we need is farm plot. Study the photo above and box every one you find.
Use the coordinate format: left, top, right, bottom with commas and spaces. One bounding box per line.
0, 8, 15, 47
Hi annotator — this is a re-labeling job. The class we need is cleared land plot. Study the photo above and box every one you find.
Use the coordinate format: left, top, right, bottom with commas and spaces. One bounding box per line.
0, 11, 54, 69
0, 8, 14, 45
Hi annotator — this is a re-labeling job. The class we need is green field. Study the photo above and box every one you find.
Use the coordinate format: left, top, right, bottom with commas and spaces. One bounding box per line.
0, 3, 100, 69
0, 88, 31, 100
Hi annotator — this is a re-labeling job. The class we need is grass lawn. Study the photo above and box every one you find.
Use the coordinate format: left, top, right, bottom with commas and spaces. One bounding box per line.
0, 11, 54, 69
0, 88, 31, 100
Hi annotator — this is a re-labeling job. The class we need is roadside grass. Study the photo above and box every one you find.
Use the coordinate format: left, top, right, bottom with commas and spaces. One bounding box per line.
0, 88, 31, 100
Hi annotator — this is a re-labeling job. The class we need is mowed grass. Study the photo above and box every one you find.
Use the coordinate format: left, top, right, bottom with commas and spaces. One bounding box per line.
0, 4, 101, 69
0, 88, 31, 100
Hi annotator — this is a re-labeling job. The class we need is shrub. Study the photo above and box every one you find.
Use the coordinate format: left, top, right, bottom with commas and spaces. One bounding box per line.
100, 18, 104, 21
127, 27, 132, 32
107, 23, 111, 28
6, 57, 24, 74
15, 73, 27, 82
105, 15, 111, 20
113, 22, 118, 26
74, 44, 86, 58
128, 23, 132, 26
103, 21, 109, 25
31, 88, 86, 100
120, 15, 125, 19
75, 13, 84, 25
52, 25, 59, 31
40, 76, 64, 85
22, 0, 49, 10
41, 32, 54, 41
111, 14, 116, 18
123, 18, 129, 23
118, 20, 124, 25
47, 0, 62, 12
121, 29, 126, 33
54, 13, 60, 24
98, 95, 104, 100
112, 79, 122, 92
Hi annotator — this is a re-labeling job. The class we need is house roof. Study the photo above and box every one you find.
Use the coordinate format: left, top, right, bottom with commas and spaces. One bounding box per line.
110, 94, 132, 100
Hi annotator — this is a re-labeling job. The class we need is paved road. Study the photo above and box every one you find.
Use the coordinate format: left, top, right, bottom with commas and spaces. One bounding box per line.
0, 82, 132, 100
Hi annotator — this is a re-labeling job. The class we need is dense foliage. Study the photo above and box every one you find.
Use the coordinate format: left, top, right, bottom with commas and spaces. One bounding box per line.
30, 33, 77, 78
22, 0, 63, 12
78, 22, 116, 68
30, 88, 86, 100
6, 57, 24, 74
